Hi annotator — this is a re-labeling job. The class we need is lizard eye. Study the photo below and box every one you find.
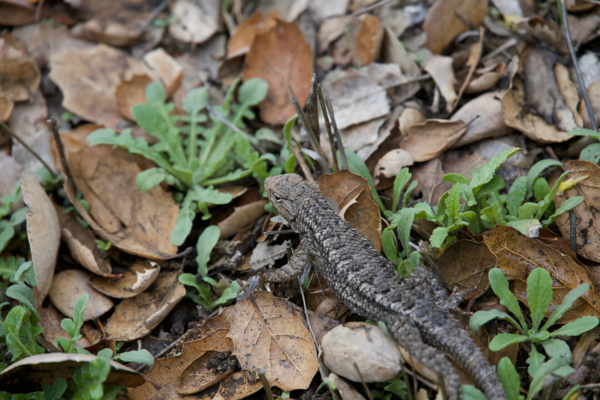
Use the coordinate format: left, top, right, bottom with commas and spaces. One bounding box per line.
273, 194, 282, 202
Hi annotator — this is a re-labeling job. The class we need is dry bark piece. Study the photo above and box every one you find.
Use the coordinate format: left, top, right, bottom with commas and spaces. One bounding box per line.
322, 322, 402, 382
242, 18, 313, 125
401, 119, 468, 162
88, 261, 160, 299
226, 292, 318, 391
423, 0, 488, 54
168, 0, 219, 44
0, 33, 41, 104
103, 270, 185, 340
552, 160, 600, 263
483, 225, 600, 324
49, 269, 114, 321
21, 173, 60, 308
0, 353, 145, 393
39, 303, 102, 350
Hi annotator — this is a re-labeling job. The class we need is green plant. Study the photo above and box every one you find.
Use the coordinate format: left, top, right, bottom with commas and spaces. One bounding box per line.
568, 128, 600, 164
67, 348, 125, 400
94, 239, 112, 251
37, 167, 64, 191
0, 257, 35, 288
0, 182, 28, 254
371, 375, 407, 400
470, 268, 598, 373
56, 294, 88, 354
0, 284, 45, 363
179, 273, 242, 311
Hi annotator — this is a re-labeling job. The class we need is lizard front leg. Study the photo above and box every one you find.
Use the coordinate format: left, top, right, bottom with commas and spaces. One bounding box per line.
262, 238, 314, 283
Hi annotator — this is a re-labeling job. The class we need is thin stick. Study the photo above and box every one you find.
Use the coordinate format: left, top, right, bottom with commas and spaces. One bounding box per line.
139, 0, 174, 35
50, 118, 75, 194
0, 121, 58, 180
257, 372, 275, 400
351, 0, 395, 16
291, 144, 315, 184
317, 85, 339, 171
205, 104, 265, 155
298, 275, 321, 357
289, 86, 327, 165
323, 89, 348, 170
353, 363, 375, 400
451, 27, 484, 114
561, 0, 598, 132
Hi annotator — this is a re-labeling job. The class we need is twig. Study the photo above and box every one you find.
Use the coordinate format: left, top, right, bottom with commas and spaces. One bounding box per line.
569, 210, 577, 254
452, 10, 473, 30
353, 363, 375, 400
351, 0, 395, 16
561, 0, 598, 132
139, 0, 174, 35
545, 146, 560, 162
298, 275, 322, 357
317, 85, 339, 171
451, 27, 484, 114
263, 229, 295, 236
205, 104, 265, 155
290, 143, 315, 184
345, 24, 362, 69
257, 372, 275, 400
323, 89, 348, 170
289, 86, 328, 170
306, 75, 321, 144
389, 73, 432, 88
35, 0, 45, 22
50, 118, 76, 194
0, 121, 58, 179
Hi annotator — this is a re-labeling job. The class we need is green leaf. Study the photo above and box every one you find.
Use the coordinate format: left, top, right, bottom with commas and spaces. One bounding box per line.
445, 184, 461, 223
518, 202, 540, 220
211, 280, 241, 307
44, 378, 68, 400
182, 87, 208, 115
489, 333, 528, 351
461, 385, 487, 400
526, 345, 545, 378
239, 78, 269, 106
536, 171, 569, 220
136, 168, 168, 193
146, 81, 167, 107
526, 159, 563, 198
580, 143, 600, 164
489, 268, 527, 330
527, 268, 553, 332
132, 103, 167, 141
533, 178, 550, 203
527, 358, 573, 400
382, 227, 399, 265
9, 207, 27, 226
341, 149, 386, 212
430, 227, 449, 248
6, 284, 37, 318
470, 309, 522, 332
497, 357, 524, 400
179, 273, 201, 290
395, 208, 416, 258
506, 219, 541, 238
567, 128, 600, 141
171, 194, 197, 246
506, 176, 527, 218
72, 294, 89, 330
541, 284, 590, 332
443, 173, 470, 185
468, 147, 520, 203
0, 223, 15, 253
255, 128, 281, 144
476, 174, 506, 200
113, 349, 154, 366
392, 168, 411, 213
403, 180, 418, 208
196, 226, 220, 277
540, 339, 572, 364
542, 196, 584, 227
549, 316, 599, 337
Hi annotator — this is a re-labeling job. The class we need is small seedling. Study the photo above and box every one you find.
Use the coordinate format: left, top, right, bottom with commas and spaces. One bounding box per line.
0, 182, 28, 254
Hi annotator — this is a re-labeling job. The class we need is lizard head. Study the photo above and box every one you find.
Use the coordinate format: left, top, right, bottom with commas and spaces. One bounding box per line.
265, 173, 314, 223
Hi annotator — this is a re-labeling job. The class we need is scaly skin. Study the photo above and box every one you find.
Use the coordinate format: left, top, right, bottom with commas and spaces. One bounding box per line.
263, 173, 506, 400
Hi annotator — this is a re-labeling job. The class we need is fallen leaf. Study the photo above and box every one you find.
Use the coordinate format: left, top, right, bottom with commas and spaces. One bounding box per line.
424, 55, 457, 113
71, 19, 142, 47
483, 225, 600, 324
401, 119, 468, 162
115, 75, 152, 121
242, 18, 313, 125
227, 11, 279, 55
0, 94, 13, 122
216, 200, 268, 240
566, 0, 595, 12
0, 33, 41, 104
88, 261, 161, 299
342, 189, 382, 252
317, 16, 353, 53
0, 353, 145, 393
39, 303, 102, 350
517, 16, 568, 55
423, 0, 488, 54
143, 48, 183, 97
21, 173, 60, 308
436, 240, 495, 300
328, 373, 367, 400
552, 160, 600, 263
353, 14, 383, 66
103, 270, 186, 340
226, 292, 318, 391
373, 149, 414, 180
250, 241, 288, 271
169, 0, 219, 44
411, 158, 452, 206
0, 154, 23, 198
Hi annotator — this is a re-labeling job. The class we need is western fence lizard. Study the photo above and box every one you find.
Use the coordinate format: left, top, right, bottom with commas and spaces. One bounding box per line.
263, 173, 506, 400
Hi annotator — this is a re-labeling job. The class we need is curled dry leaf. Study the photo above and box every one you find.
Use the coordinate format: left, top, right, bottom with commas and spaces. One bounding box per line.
226, 292, 318, 391
227, 11, 279, 55
89, 261, 161, 299
242, 18, 313, 125
21, 173, 60, 308
423, 0, 488, 54
399, 107, 426, 137
39, 303, 102, 350
0, 33, 41, 107
424, 55, 457, 113
551, 160, 600, 263
103, 270, 186, 341
216, 200, 268, 239
0, 353, 145, 393
436, 240, 495, 300
169, 0, 219, 44
57, 205, 112, 277
373, 149, 414, 180
401, 119, 468, 162
483, 225, 600, 324
48, 269, 114, 321
322, 322, 402, 383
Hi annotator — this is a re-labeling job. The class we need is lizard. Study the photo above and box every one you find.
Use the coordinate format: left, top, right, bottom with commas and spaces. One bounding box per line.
262, 173, 507, 400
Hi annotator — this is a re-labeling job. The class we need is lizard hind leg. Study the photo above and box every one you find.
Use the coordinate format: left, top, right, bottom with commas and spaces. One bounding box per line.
386, 314, 461, 400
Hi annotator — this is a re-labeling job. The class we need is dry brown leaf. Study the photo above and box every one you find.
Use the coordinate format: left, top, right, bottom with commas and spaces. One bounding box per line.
0, 353, 145, 393
143, 48, 183, 97
373, 149, 414, 180
518, 16, 568, 54
342, 190, 382, 252
89, 261, 160, 299
49, 44, 152, 129
226, 292, 318, 391
227, 11, 279, 55
49, 269, 114, 321
115, 75, 152, 121
0, 154, 23, 198
424, 55, 457, 113
328, 373, 367, 400
483, 225, 600, 324
104, 270, 186, 340
169, 0, 219, 44
0, 33, 41, 103
411, 158, 452, 206
216, 200, 268, 240
57, 205, 112, 278
61, 143, 179, 259
71, 19, 142, 47
566, 0, 595, 11
317, 16, 353, 53
21, 173, 60, 308
436, 240, 495, 300
399, 108, 426, 137
242, 18, 313, 125
39, 303, 102, 350
0, 94, 13, 122
0, 2, 36, 26
401, 119, 468, 162
552, 160, 600, 263
423, 0, 488, 54
354, 14, 383, 66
